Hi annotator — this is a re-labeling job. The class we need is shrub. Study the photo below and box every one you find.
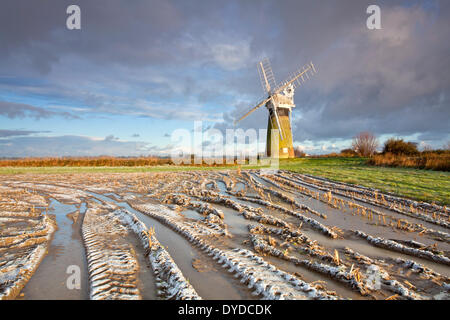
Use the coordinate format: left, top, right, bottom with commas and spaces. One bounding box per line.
340, 148, 358, 157
383, 138, 419, 155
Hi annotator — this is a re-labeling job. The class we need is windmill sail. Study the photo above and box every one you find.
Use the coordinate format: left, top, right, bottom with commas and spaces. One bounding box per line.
235, 58, 317, 158
258, 58, 277, 94
273, 62, 316, 94
235, 97, 271, 124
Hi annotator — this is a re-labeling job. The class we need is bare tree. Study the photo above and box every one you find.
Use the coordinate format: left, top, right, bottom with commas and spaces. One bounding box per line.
352, 132, 378, 157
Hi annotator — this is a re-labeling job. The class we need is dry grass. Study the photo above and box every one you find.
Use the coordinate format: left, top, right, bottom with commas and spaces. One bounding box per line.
0, 156, 172, 167
0, 156, 237, 168
368, 152, 450, 171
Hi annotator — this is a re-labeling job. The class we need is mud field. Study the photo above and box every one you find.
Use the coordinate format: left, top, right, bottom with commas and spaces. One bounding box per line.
1, 169, 449, 300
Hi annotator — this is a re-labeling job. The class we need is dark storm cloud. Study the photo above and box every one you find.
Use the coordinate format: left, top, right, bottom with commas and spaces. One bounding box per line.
222, 0, 450, 145
0, 0, 449, 151
286, 1, 450, 142
0, 0, 183, 69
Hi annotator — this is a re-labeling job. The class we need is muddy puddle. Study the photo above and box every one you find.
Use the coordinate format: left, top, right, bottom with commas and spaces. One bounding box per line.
217, 181, 228, 195
2, 171, 448, 300
263, 255, 364, 300
92, 192, 257, 300
282, 175, 450, 236
123, 226, 157, 299
20, 200, 89, 300
300, 229, 450, 278
211, 204, 256, 237
180, 209, 203, 220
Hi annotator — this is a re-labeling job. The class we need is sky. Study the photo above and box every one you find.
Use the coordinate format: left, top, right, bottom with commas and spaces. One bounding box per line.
0, 0, 449, 157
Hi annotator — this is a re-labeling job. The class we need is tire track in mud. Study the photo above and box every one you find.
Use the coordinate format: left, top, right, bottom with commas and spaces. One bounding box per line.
353, 230, 450, 266
0, 220, 56, 300
277, 171, 449, 228
20, 200, 89, 300
3, 183, 193, 300
82, 202, 142, 300
111, 208, 200, 299
165, 193, 364, 298
0, 186, 56, 300
289, 172, 448, 214
191, 171, 446, 299
2, 171, 449, 300
158, 171, 446, 298
250, 171, 449, 248
130, 202, 339, 300
91, 192, 257, 300
258, 174, 450, 248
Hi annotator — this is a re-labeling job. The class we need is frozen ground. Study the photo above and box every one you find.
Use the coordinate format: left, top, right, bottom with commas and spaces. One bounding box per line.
0, 169, 449, 300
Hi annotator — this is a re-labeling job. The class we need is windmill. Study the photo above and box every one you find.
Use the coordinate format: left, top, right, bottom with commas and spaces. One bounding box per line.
235, 58, 317, 158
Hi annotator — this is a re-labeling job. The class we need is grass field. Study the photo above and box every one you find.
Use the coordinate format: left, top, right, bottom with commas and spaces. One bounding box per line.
281, 157, 449, 205
0, 157, 448, 205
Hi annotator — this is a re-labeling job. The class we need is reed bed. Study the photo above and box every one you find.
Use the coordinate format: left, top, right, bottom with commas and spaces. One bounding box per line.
368, 152, 450, 171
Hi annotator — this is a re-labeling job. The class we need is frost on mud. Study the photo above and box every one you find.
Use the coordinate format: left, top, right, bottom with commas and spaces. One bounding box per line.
0, 186, 55, 300
82, 203, 141, 300
112, 208, 201, 300
1, 169, 449, 300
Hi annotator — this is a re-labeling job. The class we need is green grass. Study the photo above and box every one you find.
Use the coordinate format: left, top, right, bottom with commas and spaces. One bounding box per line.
0, 157, 448, 205
279, 157, 450, 205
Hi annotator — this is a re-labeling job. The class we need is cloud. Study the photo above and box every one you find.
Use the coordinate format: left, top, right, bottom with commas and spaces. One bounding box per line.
0, 134, 153, 157
104, 134, 119, 141
0, 129, 50, 138
0, 0, 449, 155
0, 100, 77, 119
217, 1, 450, 148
